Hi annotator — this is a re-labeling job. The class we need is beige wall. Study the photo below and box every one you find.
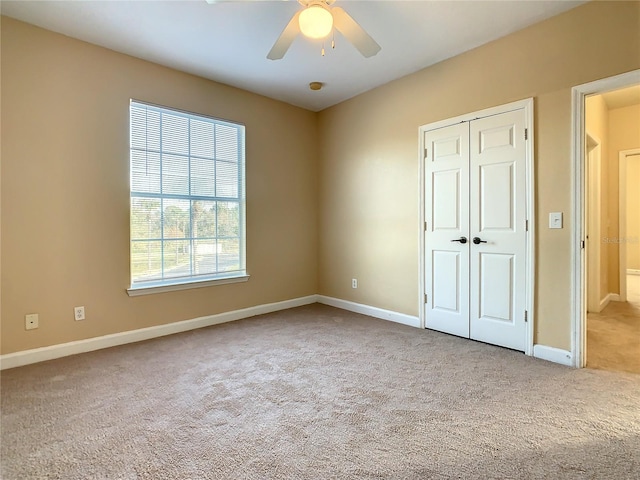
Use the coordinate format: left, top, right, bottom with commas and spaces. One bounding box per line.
608, 105, 640, 293
2, 2, 640, 358
1, 17, 319, 355
609, 104, 640, 279
585, 95, 610, 303
584, 100, 640, 296
318, 1, 640, 350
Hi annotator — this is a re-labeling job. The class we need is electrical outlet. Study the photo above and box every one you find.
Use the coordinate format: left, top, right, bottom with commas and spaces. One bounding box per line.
25, 313, 39, 330
74, 306, 85, 321
352, 278, 358, 289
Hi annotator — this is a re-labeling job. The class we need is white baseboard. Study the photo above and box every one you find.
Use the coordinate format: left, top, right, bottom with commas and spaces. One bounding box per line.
317, 295, 421, 328
533, 345, 573, 366
0, 295, 318, 370
627, 269, 640, 276
598, 292, 621, 311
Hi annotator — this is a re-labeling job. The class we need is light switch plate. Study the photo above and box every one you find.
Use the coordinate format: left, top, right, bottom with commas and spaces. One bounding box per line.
549, 212, 563, 229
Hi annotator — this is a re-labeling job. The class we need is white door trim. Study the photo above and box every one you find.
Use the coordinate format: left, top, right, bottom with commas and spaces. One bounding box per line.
619, 148, 640, 303
419, 98, 535, 356
570, 69, 640, 368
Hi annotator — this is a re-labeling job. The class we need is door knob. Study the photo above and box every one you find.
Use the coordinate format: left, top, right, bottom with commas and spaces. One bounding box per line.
451, 237, 468, 244
473, 237, 487, 245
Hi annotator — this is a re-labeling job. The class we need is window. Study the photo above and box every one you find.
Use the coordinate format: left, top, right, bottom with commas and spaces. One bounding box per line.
128, 101, 246, 294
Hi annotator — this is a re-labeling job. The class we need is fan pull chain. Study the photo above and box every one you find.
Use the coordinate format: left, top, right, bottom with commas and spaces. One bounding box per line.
321, 41, 325, 56
332, 30, 335, 50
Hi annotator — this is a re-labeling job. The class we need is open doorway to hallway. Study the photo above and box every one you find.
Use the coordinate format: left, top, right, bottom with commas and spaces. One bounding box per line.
585, 85, 640, 375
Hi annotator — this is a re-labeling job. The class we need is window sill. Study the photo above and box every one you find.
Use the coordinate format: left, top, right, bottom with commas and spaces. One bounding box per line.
127, 274, 249, 297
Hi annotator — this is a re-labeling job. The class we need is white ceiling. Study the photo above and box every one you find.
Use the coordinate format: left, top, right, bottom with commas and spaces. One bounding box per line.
601, 85, 640, 110
1, 0, 587, 112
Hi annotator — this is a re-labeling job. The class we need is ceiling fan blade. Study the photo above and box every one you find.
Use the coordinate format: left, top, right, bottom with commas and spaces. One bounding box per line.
331, 7, 381, 58
267, 11, 301, 60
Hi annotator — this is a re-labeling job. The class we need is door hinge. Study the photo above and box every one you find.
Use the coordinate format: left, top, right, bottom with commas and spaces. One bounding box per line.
524, 128, 528, 140
581, 240, 585, 249
524, 310, 528, 323
424, 293, 428, 304
424, 221, 428, 231
424, 147, 428, 159
525, 220, 529, 231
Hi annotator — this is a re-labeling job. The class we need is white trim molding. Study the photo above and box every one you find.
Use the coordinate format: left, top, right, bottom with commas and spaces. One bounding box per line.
2, 294, 577, 371
599, 293, 621, 312
628, 269, 640, 276
317, 296, 421, 328
127, 274, 249, 297
533, 345, 573, 367
0, 295, 317, 370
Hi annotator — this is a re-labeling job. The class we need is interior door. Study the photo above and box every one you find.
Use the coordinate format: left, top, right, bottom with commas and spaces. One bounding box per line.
424, 108, 527, 352
424, 123, 470, 337
469, 110, 527, 351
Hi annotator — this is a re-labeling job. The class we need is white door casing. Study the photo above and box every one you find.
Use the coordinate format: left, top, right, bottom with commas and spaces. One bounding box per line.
420, 99, 534, 354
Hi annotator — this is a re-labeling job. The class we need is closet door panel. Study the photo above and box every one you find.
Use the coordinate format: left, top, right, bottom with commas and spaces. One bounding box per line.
469, 110, 527, 351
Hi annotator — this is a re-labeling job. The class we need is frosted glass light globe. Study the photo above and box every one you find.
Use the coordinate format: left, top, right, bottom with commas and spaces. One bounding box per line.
299, 5, 333, 39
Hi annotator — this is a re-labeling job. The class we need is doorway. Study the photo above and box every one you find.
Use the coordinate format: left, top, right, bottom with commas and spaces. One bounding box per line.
572, 70, 640, 372
419, 99, 534, 354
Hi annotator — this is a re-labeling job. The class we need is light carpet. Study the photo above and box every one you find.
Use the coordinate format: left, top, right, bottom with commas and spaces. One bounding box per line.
2, 304, 639, 479
588, 274, 640, 374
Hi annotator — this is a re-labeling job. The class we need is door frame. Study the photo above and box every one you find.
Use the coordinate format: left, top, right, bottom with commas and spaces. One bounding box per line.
570, 69, 640, 368
619, 148, 640, 302
419, 98, 535, 356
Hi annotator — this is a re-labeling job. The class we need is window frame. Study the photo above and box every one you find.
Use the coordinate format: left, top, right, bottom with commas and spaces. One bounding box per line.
127, 100, 248, 296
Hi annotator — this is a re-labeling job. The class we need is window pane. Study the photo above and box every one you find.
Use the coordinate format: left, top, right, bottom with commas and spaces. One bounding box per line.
219, 238, 240, 272
191, 119, 215, 158
192, 200, 216, 238
217, 202, 239, 237
131, 240, 162, 282
130, 105, 148, 150
131, 198, 161, 239
162, 154, 189, 195
161, 113, 189, 155
146, 110, 161, 151
163, 199, 190, 239
191, 157, 215, 197
131, 151, 161, 194
194, 240, 218, 276
163, 240, 191, 279
216, 161, 238, 198
216, 124, 238, 162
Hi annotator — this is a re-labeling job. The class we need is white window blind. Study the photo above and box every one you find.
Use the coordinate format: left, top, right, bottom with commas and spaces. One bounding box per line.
129, 100, 246, 290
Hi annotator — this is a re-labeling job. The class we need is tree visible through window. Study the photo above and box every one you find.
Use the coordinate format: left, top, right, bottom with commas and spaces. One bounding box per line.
129, 101, 245, 289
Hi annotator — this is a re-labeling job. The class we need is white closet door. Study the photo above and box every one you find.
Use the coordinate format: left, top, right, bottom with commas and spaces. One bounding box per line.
469, 110, 527, 351
424, 123, 470, 338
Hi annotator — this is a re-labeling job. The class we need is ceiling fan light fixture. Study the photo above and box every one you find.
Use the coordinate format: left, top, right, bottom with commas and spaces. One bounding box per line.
299, 5, 333, 39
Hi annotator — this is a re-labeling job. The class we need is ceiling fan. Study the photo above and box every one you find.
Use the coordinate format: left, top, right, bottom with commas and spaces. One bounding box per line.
206, 0, 381, 60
